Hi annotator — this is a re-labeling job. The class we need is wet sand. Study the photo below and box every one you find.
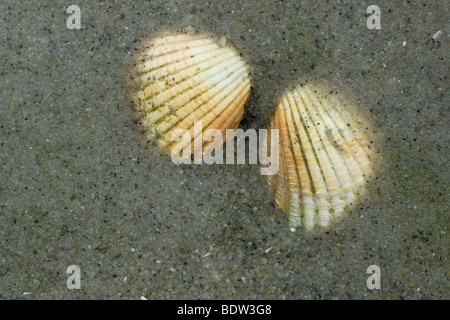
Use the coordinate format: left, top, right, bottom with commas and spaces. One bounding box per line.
0, 0, 448, 299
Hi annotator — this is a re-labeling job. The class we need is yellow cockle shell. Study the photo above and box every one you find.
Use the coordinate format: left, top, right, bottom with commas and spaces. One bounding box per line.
268, 83, 375, 231
129, 33, 251, 158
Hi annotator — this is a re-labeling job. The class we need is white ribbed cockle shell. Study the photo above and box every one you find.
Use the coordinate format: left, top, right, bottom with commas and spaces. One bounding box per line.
268, 83, 375, 231
130, 33, 251, 158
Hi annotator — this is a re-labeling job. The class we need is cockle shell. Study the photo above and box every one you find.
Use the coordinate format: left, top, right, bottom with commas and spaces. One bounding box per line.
129, 33, 251, 158
268, 83, 375, 231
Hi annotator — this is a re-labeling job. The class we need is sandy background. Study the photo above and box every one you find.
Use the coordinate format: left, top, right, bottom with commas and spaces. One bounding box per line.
0, 0, 448, 299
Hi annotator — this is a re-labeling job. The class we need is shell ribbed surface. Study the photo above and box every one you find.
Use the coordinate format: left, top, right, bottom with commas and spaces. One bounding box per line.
131, 34, 251, 157
269, 84, 374, 231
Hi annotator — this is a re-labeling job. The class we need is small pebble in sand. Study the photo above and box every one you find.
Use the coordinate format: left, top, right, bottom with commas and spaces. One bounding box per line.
432, 30, 442, 40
